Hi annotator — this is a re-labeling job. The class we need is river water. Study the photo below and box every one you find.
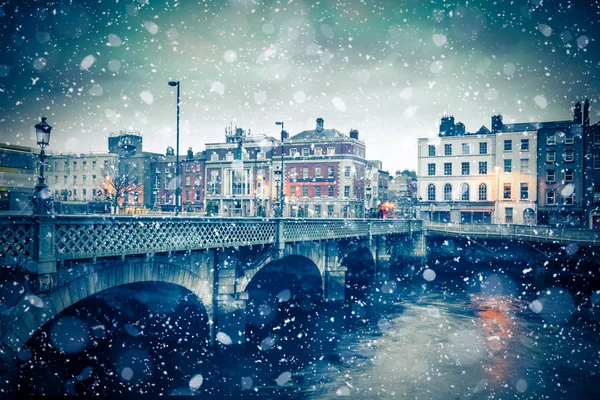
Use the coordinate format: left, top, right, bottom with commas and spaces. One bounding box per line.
15, 262, 600, 398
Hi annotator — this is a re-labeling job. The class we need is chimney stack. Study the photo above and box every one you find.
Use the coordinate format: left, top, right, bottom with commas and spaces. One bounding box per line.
574, 101, 582, 124
584, 99, 590, 127
187, 147, 194, 160
349, 129, 359, 140
491, 115, 503, 133
316, 117, 324, 132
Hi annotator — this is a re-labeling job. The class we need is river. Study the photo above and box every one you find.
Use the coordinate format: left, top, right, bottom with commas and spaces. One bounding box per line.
15, 261, 600, 398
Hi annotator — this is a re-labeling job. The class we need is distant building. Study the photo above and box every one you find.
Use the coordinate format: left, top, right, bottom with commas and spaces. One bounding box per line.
582, 100, 600, 229
0, 143, 36, 212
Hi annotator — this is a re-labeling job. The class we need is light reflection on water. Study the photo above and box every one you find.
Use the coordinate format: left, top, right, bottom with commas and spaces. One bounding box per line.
299, 282, 600, 399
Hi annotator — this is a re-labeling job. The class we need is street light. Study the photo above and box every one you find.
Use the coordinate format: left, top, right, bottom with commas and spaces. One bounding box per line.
33, 117, 52, 214
168, 80, 181, 216
275, 121, 285, 217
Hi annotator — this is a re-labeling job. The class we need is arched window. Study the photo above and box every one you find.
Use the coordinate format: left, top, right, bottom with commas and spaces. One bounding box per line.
427, 184, 436, 201
461, 183, 470, 201
478, 183, 487, 201
444, 183, 452, 201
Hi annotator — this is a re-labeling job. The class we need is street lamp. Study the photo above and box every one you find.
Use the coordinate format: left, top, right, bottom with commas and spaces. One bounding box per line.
33, 117, 53, 214
275, 121, 285, 217
168, 80, 181, 216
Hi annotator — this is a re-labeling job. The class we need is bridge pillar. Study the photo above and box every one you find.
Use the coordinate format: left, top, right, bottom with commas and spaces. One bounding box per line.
374, 236, 391, 282
27, 216, 57, 295
213, 249, 247, 347
324, 241, 346, 302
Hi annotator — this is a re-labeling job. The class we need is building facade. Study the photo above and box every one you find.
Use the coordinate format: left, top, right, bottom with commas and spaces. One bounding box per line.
0, 143, 36, 212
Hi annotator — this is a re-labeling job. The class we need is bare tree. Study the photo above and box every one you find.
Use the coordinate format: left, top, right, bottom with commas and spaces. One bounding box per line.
97, 159, 142, 214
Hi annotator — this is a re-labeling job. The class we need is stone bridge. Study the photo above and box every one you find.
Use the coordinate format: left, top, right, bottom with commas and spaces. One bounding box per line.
0, 214, 422, 372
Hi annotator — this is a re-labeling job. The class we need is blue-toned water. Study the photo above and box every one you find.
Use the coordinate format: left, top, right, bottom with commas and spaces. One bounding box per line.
15, 263, 600, 399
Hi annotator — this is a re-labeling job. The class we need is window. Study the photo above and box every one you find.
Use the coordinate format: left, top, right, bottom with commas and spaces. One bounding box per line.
315, 147, 322, 156
328, 166, 334, 177
327, 147, 335, 155
195, 190, 201, 201
82, 188, 87, 197
155, 176, 160, 188
478, 183, 487, 201
185, 176, 191, 186
505, 207, 513, 224
462, 143, 470, 155
428, 163, 436, 176
594, 132, 600, 145
185, 191, 190, 202
594, 154, 600, 169
503, 183, 511, 199
520, 183, 529, 199
328, 186, 334, 196
444, 163, 452, 175
290, 148, 297, 156
444, 144, 452, 156
344, 166, 351, 177
565, 194, 574, 205
565, 133, 574, 145
444, 184, 452, 201
344, 186, 350, 197
521, 139, 529, 151
82, 175, 87, 185
461, 162, 470, 175
504, 140, 512, 152
547, 135, 556, 145
290, 167, 297, 179
461, 183, 470, 201
165, 166, 170, 173
520, 159, 529, 173
210, 152, 218, 161
315, 186, 321, 197
302, 148, 309, 156
565, 169, 573, 182
564, 150, 574, 162
314, 205, 322, 217
63, 176, 67, 185
302, 186, 309, 197
156, 166, 161, 174
428, 145, 436, 156
327, 205, 334, 217
184, 164, 189, 172
547, 170, 555, 182
546, 189, 555, 205
73, 175, 77, 184
73, 161, 78, 170
427, 184, 436, 201
196, 163, 201, 172
547, 151, 556, 163
504, 159, 512, 173
73, 189, 77, 198
290, 186, 296, 196
479, 162, 488, 175
302, 167, 309, 179
315, 167, 322, 178
479, 142, 488, 155
92, 160, 97, 169
104, 160, 109, 168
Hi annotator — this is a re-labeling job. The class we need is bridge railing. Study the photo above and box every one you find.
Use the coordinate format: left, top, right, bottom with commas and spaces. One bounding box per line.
0, 214, 420, 266
424, 221, 600, 245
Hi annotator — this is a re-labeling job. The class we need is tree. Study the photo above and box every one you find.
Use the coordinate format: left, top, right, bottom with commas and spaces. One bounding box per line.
97, 159, 142, 214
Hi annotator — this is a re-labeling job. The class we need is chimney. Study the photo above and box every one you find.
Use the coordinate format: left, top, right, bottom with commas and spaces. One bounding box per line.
350, 129, 359, 140
584, 99, 590, 127
187, 147, 194, 160
166, 146, 174, 156
439, 115, 455, 136
316, 117, 324, 132
491, 115, 503, 133
574, 101, 582, 124
281, 130, 289, 140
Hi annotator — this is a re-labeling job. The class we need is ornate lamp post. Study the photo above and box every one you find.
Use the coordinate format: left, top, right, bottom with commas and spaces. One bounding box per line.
275, 121, 285, 217
168, 80, 181, 216
33, 117, 53, 214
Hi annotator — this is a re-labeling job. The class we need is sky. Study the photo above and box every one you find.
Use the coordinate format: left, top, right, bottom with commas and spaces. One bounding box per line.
0, 0, 598, 172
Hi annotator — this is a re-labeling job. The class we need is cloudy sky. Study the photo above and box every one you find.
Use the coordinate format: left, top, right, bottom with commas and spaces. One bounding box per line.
0, 0, 598, 172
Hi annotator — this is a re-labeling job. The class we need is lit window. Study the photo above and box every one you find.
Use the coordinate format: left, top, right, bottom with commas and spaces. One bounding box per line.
503, 183, 511, 199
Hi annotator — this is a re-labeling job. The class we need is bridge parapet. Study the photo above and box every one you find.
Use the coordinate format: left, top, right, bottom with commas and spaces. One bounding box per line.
425, 222, 600, 245
0, 215, 421, 267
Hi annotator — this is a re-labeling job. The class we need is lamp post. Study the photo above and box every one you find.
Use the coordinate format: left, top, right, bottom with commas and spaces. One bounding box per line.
168, 80, 181, 216
33, 117, 53, 214
275, 121, 285, 217
495, 165, 500, 224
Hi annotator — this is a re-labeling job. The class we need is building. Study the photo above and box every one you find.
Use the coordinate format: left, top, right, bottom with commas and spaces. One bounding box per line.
0, 143, 36, 212
417, 116, 496, 224
581, 100, 600, 229
284, 118, 367, 218
204, 127, 275, 217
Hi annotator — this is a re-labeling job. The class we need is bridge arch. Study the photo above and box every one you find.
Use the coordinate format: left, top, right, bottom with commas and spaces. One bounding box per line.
341, 245, 376, 300
1, 258, 214, 356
